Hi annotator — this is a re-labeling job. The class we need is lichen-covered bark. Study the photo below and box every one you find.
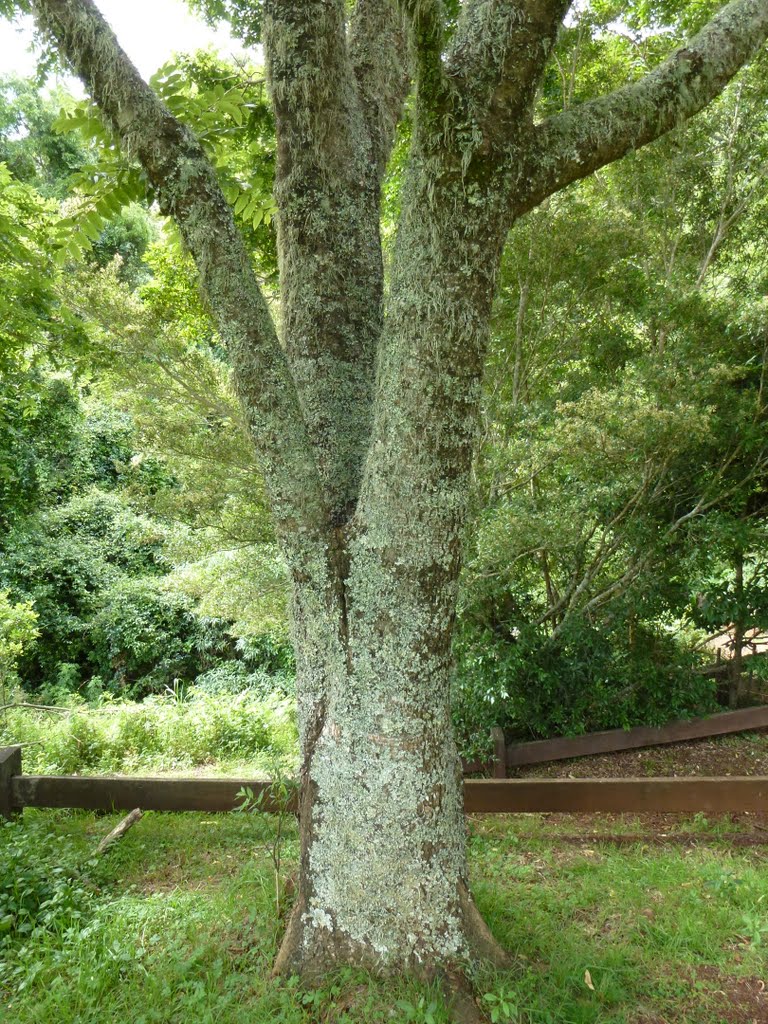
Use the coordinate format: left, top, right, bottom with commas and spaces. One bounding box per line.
521, 0, 768, 212
349, 0, 410, 181
30, 0, 768, 983
277, 133, 512, 968
264, 0, 388, 523
446, 0, 572, 133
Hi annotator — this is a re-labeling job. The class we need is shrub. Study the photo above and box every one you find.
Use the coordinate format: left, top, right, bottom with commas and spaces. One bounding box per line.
194, 661, 294, 698
89, 577, 232, 697
0, 490, 168, 690
452, 616, 718, 759
0, 591, 38, 704
237, 628, 295, 675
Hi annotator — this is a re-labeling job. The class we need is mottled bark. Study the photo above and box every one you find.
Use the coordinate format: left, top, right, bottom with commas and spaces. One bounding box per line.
30, 0, 768, 984
349, 0, 410, 180
264, 1, 384, 522
274, 120, 513, 966
447, 0, 572, 132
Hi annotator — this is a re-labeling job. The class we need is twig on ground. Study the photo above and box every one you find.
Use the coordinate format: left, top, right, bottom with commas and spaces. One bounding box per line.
94, 808, 143, 856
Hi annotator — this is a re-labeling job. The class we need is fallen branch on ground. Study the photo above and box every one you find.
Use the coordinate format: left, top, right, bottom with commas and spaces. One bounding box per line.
94, 808, 143, 856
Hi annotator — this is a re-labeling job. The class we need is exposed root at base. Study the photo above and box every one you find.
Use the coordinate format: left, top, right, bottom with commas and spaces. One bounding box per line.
439, 970, 489, 1024
458, 882, 512, 971
271, 884, 510, 1022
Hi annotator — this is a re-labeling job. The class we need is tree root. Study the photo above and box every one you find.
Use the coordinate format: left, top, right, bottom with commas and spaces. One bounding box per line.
271, 881, 511, 1022
458, 882, 513, 971
439, 970, 489, 1024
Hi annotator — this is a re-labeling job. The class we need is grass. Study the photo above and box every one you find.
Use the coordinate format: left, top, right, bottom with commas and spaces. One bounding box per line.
2, 808, 767, 1024
0, 691, 298, 776
2, 698, 767, 1021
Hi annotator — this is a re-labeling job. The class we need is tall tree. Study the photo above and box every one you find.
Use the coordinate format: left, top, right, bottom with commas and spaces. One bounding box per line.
17, 0, 768, 995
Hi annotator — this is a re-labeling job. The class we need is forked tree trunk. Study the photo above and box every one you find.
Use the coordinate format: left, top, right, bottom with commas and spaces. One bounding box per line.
275, 168, 510, 974
29, 0, 768, 993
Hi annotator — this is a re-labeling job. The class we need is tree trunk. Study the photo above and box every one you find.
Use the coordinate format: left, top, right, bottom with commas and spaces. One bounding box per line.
729, 548, 745, 708
276, 573, 504, 978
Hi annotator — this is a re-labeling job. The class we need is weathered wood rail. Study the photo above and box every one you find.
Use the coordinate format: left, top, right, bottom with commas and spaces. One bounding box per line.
464, 705, 768, 777
2, 746, 767, 818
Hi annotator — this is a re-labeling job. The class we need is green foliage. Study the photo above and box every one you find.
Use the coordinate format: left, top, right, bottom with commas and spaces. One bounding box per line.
481, 986, 519, 1024
0, 692, 297, 775
0, 1, 30, 16
460, 48, 768, 740
186, 0, 263, 45
0, 76, 87, 197
393, 995, 444, 1024
0, 162, 83, 359
150, 51, 277, 273
0, 488, 171, 690
453, 618, 717, 755
90, 202, 156, 287
0, 592, 38, 700
0, 819, 91, 943
235, 757, 298, 916
89, 577, 231, 697
50, 52, 276, 273
194, 661, 293, 699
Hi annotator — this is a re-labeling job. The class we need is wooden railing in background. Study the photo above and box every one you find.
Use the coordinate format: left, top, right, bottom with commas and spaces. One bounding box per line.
463, 705, 768, 777
3, 745, 767, 818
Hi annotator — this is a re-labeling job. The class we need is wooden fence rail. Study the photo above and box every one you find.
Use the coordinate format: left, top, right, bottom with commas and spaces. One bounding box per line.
3, 746, 767, 818
469, 706, 768, 776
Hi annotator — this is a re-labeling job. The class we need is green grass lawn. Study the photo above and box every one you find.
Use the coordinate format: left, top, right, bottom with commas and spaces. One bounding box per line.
2, 808, 767, 1024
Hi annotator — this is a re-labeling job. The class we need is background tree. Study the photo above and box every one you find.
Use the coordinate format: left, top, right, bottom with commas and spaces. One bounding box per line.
6, 0, 768, 1001
456, 38, 768, 746
0, 592, 38, 711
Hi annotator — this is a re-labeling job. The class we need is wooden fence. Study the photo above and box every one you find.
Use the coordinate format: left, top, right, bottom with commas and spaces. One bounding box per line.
463, 705, 768, 777
3, 745, 767, 818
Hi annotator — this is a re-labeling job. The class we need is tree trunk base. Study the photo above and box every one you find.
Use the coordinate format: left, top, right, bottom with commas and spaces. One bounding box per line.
272, 882, 510, 1021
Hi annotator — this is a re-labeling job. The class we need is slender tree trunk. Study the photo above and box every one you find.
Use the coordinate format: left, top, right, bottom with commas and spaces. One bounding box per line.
729, 548, 745, 708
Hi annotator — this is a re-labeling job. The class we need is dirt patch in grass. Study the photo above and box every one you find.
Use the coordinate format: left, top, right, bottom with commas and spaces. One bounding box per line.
635, 966, 768, 1024
138, 849, 242, 893
695, 966, 768, 1024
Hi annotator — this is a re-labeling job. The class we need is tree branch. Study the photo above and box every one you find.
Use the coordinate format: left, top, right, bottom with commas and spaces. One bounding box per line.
397, 0, 448, 106
30, 0, 328, 554
519, 0, 768, 215
349, 0, 411, 181
263, 0, 386, 523
447, 0, 571, 135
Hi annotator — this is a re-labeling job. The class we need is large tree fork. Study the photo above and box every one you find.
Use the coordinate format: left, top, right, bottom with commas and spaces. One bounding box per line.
29, 0, 768, 544
25, 0, 768, 1007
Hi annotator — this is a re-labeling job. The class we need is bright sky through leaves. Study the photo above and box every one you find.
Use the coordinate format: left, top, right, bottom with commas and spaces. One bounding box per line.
0, 0, 245, 82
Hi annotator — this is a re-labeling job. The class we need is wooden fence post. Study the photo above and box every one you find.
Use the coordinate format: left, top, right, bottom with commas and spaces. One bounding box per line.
491, 727, 507, 779
0, 746, 22, 820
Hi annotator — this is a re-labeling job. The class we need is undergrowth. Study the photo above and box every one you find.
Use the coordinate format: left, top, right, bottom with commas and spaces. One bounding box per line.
2, 809, 767, 1023
0, 690, 298, 775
